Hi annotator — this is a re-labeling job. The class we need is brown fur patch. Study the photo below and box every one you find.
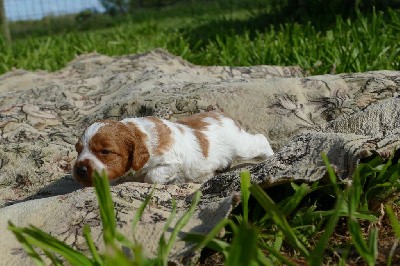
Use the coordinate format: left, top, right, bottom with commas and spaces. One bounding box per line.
122, 121, 150, 171
88, 120, 149, 178
177, 111, 227, 158
89, 121, 135, 180
145, 117, 174, 155
124, 122, 148, 143
193, 130, 209, 158
177, 111, 222, 130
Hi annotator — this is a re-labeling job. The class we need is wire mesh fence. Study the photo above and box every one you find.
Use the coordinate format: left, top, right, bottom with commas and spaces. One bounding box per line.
1, 0, 104, 40
0, 0, 269, 41
5, 0, 103, 21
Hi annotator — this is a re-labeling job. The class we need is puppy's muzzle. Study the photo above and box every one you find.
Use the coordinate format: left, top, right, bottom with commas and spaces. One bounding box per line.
73, 160, 93, 186
75, 165, 88, 178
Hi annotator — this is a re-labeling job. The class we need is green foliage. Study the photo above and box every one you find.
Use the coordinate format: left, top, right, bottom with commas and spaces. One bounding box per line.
187, 152, 400, 265
268, 0, 400, 27
250, 184, 310, 258
2, 2, 400, 75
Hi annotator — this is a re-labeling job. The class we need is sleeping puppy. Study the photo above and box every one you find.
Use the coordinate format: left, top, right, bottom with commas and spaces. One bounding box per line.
73, 111, 274, 186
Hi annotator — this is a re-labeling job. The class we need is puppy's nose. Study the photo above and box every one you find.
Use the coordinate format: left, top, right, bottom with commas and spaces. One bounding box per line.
75, 165, 88, 179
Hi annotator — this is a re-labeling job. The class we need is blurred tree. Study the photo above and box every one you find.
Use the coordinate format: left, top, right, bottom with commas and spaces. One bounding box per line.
0, 0, 11, 42
100, 0, 131, 15
100, 0, 181, 14
268, 0, 400, 26
277, 0, 400, 16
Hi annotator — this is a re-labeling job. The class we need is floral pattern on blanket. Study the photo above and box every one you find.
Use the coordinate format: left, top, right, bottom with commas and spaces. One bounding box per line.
1, 49, 400, 264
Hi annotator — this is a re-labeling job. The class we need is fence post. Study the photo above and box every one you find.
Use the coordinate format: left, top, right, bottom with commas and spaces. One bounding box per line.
0, 0, 11, 42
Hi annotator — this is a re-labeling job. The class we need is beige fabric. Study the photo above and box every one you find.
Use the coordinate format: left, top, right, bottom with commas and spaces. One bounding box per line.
1, 49, 400, 264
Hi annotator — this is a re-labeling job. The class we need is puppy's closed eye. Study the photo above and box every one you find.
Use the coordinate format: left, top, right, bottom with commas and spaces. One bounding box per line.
101, 149, 111, 155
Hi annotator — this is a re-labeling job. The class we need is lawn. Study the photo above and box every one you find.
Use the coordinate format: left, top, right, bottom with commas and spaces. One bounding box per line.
1, 1, 400, 75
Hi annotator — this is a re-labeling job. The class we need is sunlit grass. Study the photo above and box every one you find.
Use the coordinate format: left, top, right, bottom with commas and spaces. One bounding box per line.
1, 5, 400, 75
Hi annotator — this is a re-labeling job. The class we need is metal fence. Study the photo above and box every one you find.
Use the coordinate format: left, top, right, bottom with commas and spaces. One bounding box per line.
4, 0, 103, 21
1, 0, 104, 41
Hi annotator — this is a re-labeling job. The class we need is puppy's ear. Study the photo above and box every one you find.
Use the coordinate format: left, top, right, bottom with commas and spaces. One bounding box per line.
124, 122, 150, 171
132, 140, 150, 170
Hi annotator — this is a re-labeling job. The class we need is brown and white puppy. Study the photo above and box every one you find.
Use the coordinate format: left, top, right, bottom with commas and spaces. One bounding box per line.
73, 111, 274, 186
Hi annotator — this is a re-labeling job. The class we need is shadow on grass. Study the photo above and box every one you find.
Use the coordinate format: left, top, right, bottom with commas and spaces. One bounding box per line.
180, 2, 400, 51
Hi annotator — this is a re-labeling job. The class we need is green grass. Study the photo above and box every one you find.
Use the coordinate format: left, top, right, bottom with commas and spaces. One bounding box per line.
9, 153, 400, 265
187, 153, 400, 265
1, 2, 400, 75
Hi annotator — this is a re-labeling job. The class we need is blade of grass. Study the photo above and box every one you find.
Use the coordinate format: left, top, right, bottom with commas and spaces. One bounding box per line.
348, 164, 377, 266
304, 210, 378, 222
272, 230, 283, 251
349, 169, 375, 265
227, 223, 259, 266
280, 183, 311, 216
102, 246, 134, 266
92, 171, 116, 246
387, 239, 399, 266
309, 193, 346, 266
185, 218, 234, 258
165, 191, 201, 254
262, 244, 297, 266
184, 232, 230, 257
348, 219, 376, 264
132, 186, 155, 232
249, 184, 310, 257
385, 204, 400, 238
43, 250, 63, 266
255, 249, 275, 266
240, 170, 251, 223
321, 152, 340, 197
8, 223, 92, 265
350, 165, 364, 213
7, 222, 45, 266
158, 199, 177, 263
367, 228, 378, 260
114, 232, 136, 251
132, 244, 152, 266
83, 224, 102, 265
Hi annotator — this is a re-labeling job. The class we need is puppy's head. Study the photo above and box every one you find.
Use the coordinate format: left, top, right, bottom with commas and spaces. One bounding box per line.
73, 120, 149, 186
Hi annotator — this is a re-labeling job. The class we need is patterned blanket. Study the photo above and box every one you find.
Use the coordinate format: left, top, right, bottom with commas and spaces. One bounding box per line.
1, 49, 399, 264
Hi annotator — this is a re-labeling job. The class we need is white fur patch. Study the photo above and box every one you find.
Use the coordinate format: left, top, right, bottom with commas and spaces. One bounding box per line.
77, 122, 107, 171
83, 122, 106, 144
